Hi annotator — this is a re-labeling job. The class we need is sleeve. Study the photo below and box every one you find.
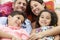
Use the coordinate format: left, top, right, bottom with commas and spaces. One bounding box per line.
19, 29, 29, 40
0, 17, 7, 25
22, 19, 32, 34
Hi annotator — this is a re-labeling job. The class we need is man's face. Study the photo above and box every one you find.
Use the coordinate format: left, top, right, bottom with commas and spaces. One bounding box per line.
13, 0, 27, 12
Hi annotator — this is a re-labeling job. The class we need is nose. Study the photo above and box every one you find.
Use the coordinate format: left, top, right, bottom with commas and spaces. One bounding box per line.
32, 6, 36, 11
20, 3, 23, 7
32, 8, 36, 12
16, 19, 22, 24
43, 19, 47, 22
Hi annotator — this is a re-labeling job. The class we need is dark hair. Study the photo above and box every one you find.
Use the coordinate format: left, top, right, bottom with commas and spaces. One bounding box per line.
14, 0, 28, 3
36, 10, 58, 28
7, 11, 26, 23
30, 0, 44, 4
26, 0, 46, 22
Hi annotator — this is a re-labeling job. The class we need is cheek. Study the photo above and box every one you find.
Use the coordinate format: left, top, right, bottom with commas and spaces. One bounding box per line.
17, 20, 22, 24
38, 5, 44, 10
47, 20, 51, 25
39, 20, 41, 25
14, 3, 19, 7
24, 6, 26, 9
30, 8, 33, 12
39, 19, 41, 24
24, 6, 26, 8
14, 5, 18, 9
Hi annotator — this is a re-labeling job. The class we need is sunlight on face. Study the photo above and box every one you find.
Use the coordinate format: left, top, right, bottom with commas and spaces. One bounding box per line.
14, 0, 27, 12
8, 14, 24, 27
30, 1, 44, 16
39, 12, 51, 26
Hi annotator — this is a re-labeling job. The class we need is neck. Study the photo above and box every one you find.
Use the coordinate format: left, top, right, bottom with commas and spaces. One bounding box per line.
8, 23, 20, 27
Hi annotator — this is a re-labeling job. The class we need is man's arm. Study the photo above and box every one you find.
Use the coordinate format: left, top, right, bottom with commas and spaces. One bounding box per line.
38, 26, 60, 37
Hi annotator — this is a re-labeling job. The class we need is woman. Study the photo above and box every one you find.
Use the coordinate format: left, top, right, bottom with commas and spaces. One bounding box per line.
27, 0, 46, 29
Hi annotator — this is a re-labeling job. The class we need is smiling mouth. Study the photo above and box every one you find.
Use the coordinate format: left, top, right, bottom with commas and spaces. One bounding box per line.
41, 21, 47, 24
15, 22, 21, 27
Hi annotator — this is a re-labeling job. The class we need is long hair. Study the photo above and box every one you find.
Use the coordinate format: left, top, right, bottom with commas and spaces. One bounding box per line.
26, 0, 46, 22
36, 10, 58, 28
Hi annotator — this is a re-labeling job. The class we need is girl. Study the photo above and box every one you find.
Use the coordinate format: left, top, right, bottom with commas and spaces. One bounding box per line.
30, 10, 59, 40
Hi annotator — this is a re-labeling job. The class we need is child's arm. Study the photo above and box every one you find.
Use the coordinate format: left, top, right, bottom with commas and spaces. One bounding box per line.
54, 35, 60, 40
29, 29, 36, 40
30, 29, 36, 34
0, 30, 13, 38
0, 30, 21, 40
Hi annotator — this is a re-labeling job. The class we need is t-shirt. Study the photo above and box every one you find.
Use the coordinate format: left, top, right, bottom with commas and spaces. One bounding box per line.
0, 25, 29, 40
36, 26, 54, 40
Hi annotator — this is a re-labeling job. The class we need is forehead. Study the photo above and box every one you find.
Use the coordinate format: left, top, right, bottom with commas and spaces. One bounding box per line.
13, 14, 24, 17
15, 0, 27, 4
13, 14, 24, 21
41, 12, 51, 16
30, 1, 41, 5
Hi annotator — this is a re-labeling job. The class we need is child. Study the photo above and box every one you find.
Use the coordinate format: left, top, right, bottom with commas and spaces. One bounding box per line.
0, 11, 29, 40
30, 10, 59, 40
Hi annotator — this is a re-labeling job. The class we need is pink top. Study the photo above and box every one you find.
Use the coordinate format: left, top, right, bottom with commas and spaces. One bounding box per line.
0, 25, 29, 40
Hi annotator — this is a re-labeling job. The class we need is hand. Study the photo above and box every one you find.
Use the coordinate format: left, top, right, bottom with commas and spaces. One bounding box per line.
29, 32, 44, 40
29, 33, 39, 40
12, 36, 21, 40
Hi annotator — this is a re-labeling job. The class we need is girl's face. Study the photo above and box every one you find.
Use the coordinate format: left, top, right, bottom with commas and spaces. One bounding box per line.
13, 0, 27, 12
8, 14, 24, 27
39, 12, 51, 26
30, 1, 45, 16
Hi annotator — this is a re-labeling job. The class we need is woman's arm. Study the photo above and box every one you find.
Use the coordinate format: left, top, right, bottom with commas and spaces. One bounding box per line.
29, 26, 60, 40
54, 35, 60, 40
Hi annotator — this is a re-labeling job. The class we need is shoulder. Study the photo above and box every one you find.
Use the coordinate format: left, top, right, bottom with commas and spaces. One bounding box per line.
0, 17, 7, 25
25, 19, 31, 24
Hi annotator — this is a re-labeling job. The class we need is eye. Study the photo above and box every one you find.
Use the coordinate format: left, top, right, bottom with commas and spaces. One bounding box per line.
23, 3, 26, 6
34, 4, 37, 7
18, 2, 21, 4
41, 16, 44, 18
46, 17, 50, 19
17, 17, 20, 19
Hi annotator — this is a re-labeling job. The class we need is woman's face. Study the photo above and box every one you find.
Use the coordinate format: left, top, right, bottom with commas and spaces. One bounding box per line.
39, 12, 51, 26
30, 1, 45, 16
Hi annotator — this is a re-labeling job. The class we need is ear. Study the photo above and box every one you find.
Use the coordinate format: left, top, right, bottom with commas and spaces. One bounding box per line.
42, 3, 45, 8
8, 15, 12, 20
